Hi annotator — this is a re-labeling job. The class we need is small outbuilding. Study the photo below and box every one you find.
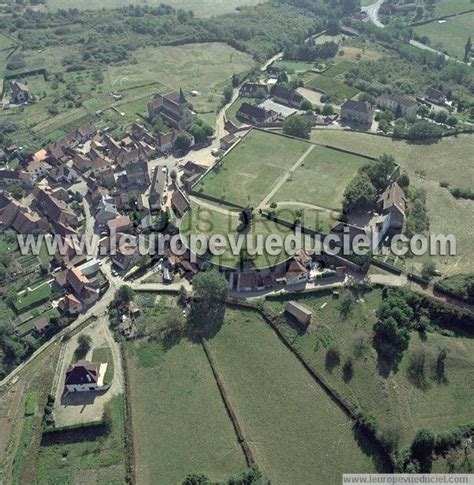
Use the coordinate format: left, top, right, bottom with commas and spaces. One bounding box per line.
285, 300, 313, 325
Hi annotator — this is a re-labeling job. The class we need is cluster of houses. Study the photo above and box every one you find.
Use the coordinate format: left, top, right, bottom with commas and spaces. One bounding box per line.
340, 87, 449, 128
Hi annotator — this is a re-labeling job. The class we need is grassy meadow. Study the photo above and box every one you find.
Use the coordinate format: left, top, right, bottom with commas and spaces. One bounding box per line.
270, 145, 371, 211
207, 307, 381, 483
264, 289, 474, 447
414, 12, 474, 60
196, 129, 311, 206
309, 131, 474, 191
36, 396, 127, 484
305, 73, 359, 100
308, 130, 474, 274
435, 0, 474, 16
126, 338, 246, 484
46, 0, 262, 16
1, 43, 254, 148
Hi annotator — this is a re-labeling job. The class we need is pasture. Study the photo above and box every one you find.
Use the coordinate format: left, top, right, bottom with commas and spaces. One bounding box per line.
126, 338, 246, 484
309, 131, 474, 191
195, 129, 311, 207
270, 145, 371, 211
47, 0, 262, 16
264, 289, 474, 446
435, 0, 473, 16
307, 130, 474, 274
414, 12, 474, 60
207, 307, 380, 483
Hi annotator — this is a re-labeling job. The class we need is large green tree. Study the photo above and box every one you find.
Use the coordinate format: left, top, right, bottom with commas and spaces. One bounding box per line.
283, 115, 312, 139
342, 174, 376, 212
188, 270, 227, 338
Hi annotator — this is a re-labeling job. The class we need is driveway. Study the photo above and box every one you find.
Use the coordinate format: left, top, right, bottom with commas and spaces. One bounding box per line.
53, 316, 124, 427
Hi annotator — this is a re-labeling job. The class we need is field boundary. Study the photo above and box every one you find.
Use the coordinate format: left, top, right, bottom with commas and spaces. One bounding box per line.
122, 347, 136, 485
200, 338, 256, 468
224, 299, 394, 471
409, 8, 474, 27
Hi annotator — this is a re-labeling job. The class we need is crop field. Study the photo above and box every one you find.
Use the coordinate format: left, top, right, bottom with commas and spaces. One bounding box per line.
207, 307, 379, 483
270, 145, 371, 211
1, 43, 254, 148
47, 0, 262, 16
414, 12, 474, 60
305, 73, 359, 100
181, 201, 293, 268
126, 339, 246, 484
195, 130, 312, 207
264, 289, 474, 446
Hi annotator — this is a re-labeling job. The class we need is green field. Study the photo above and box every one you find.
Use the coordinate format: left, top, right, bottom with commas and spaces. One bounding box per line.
309, 131, 474, 191
14, 282, 52, 312
274, 59, 316, 72
1, 43, 254, 148
264, 289, 474, 446
271, 145, 371, 210
196, 129, 312, 206
305, 73, 359, 100
126, 339, 246, 484
308, 130, 474, 274
36, 395, 127, 484
47, 0, 262, 16
181, 201, 293, 268
207, 307, 380, 483
414, 12, 474, 60
323, 60, 355, 78
435, 0, 473, 16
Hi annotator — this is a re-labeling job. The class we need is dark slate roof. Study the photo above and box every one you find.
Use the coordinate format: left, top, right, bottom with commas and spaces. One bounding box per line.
65, 361, 100, 386
342, 100, 373, 114
272, 85, 303, 105
238, 103, 273, 121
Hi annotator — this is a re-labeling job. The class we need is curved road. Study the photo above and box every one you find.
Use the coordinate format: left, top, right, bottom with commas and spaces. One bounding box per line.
362, 0, 385, 28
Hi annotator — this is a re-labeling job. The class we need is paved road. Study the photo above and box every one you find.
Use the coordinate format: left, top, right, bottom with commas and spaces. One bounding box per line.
275, 200, 339, 215
409, 39, 466, 65
189, 195, 240, 217
362, 0, 385, 28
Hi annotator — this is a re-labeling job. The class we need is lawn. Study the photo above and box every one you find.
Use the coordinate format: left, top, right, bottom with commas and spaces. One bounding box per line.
271, 145, 371, 210
126, 338, 246, 484
91, 347, 114, 386
0, 33, 18, 51
414, 12, 474, 60
195, 129, 311, 207
263, 288, 474, 446
305, 73, 359, 100
36, 395, 127, 484
180, 201, 293, 268
207, 307, 380, 483
47, 0, 262, 16
14, 282, 52, 313
309, 131, 474, 192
